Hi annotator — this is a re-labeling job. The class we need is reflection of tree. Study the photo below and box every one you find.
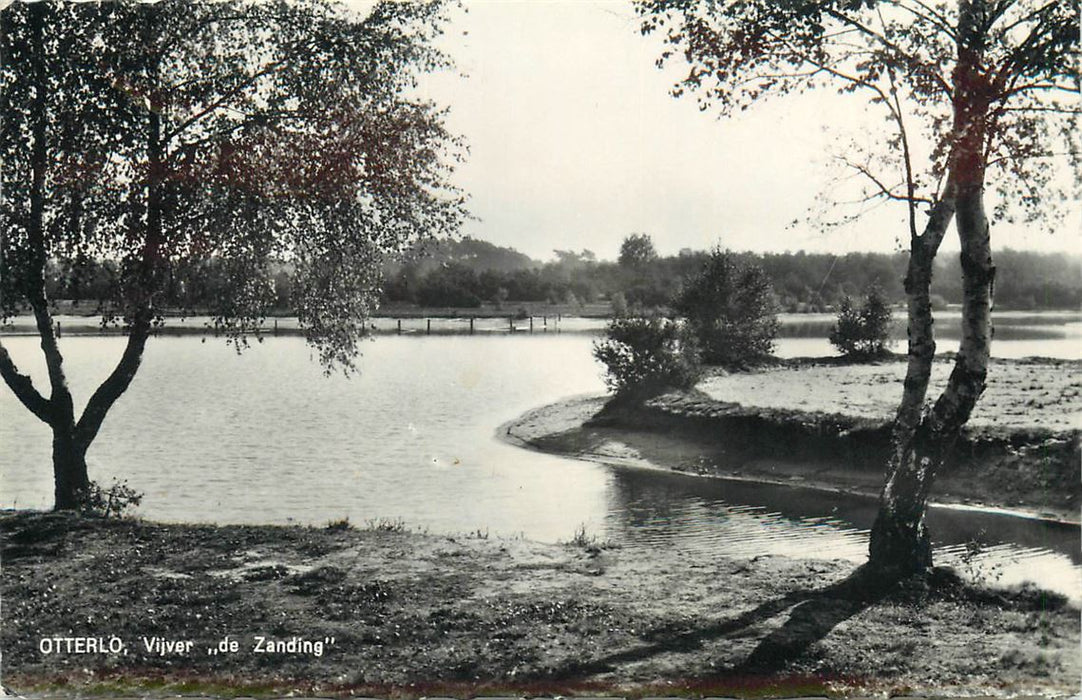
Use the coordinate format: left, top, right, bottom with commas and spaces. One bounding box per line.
571, 422, 1077, 572
604, 468, 726, 534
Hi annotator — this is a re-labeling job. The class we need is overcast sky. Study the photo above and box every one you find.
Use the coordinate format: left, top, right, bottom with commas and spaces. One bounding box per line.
406, 1, 1079, 261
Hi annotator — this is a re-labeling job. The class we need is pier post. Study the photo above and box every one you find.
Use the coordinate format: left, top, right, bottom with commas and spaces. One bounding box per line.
397, 319, 402, 335
529, 316, 534, 333
470, 317, 474, 335
426, 319, 431, 335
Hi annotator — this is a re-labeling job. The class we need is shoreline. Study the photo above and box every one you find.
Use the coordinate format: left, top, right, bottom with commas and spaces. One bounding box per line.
2, 510, 1079, 697
498, 390, 1081, 526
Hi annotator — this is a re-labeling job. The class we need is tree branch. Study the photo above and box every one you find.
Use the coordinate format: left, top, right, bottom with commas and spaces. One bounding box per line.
162, 60, 287, 145
820, 4, 953, 96
0, 341, 54, 424
73, 319, 150, 450
886, 0, 958, 41
996, 0, 1058, 34
833, 155, 934, 207
878, 5, 919, 239
1004, 82, 1079, 96
994, 3, 1076, 93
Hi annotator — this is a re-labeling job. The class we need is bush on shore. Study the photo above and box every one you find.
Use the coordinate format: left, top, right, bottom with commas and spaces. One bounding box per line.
674, 249, 779, 368
830, 286, 895, 359
593, 316, 701, 399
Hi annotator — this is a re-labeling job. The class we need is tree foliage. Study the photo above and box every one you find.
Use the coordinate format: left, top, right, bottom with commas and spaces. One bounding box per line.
0, 0, 464, 509
2, 0, 464, 365
674, 249, 779, 367
830, 286, 895, 359
618, 233, 659, 269
638, 0, 1079, 231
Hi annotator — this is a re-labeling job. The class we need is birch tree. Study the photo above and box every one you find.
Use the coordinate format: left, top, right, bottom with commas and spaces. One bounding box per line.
636, 0, 1079, 576
0, 0, 465, 510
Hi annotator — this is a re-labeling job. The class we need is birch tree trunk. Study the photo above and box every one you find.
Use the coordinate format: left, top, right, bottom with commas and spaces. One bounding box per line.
867, 0, 995, 577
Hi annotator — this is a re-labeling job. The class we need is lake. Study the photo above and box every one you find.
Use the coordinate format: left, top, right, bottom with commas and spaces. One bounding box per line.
1, 316, 1079, 601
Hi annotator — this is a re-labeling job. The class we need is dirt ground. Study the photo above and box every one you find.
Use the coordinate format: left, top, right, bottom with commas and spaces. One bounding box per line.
697, 356, 1082, 432
2, 511, 1078, 698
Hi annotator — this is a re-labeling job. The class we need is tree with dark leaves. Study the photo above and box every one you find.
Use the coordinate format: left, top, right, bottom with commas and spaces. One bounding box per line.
830, 286, 895, 359
674, 249, 779, 367
637, 0, 1078, 576
0, 0, 465, 510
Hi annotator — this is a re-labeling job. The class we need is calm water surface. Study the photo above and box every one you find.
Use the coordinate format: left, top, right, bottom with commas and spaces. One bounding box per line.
1, 326, 1078, 602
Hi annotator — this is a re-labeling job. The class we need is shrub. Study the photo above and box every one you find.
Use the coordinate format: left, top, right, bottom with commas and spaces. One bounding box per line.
673, 249, 779, 367
77, 479, 144, 519
592, 315, 700, 398
830, 286, 895, 359
325, 516, 354, 531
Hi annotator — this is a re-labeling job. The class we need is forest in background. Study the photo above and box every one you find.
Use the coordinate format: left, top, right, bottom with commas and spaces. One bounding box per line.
39, 235, 1082, 315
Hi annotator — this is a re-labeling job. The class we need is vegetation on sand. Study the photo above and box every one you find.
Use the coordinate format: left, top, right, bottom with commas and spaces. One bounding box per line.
830, 287, 896, 360
593, 315, 701, 399
674, 249, 779, 368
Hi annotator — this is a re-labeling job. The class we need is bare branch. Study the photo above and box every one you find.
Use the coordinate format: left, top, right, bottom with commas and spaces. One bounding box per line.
1005, 82, 1080, 96
820, 4, 953, 96
996, 1, 1058, 34
833, 154, 935, 206
877, 5, 919, 239
997, 105, 1082, 113
988, 149, 1081, 168
162, 60, 287, 145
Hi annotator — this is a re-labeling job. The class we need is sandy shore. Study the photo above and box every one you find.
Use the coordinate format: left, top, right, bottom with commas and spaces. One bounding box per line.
505, 405, 1079, 525
698, 356, 1082, 433
2, 511, 1079, 698
501, 356, 1081, 524
4, 358, 1079, 697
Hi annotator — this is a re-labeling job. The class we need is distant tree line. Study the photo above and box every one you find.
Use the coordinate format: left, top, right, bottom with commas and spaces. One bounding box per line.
37, 236, 1082, 314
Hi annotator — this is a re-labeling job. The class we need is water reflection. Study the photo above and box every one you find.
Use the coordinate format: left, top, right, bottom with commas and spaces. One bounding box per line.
601, 467, 1080, 602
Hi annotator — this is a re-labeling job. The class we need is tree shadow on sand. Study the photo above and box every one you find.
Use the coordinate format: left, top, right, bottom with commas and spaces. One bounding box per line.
557, 564, 1070, 682
732, 566, 894, 675
558, 564, 903, 679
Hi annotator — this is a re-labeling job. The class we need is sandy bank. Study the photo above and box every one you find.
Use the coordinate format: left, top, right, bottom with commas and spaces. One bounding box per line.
501, 358, 1081, 524
699, 356, 1082, 433
2, 511, 1078, 698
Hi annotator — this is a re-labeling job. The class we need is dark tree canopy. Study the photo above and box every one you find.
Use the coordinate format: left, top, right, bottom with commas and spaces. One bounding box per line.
618, 233, 660, 269
830, 285, 895, 358
674, 249, 779, 367
1, 0, 465, 367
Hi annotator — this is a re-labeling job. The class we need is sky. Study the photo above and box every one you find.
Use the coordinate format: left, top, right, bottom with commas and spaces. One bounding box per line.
400, 1, 1080, 261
